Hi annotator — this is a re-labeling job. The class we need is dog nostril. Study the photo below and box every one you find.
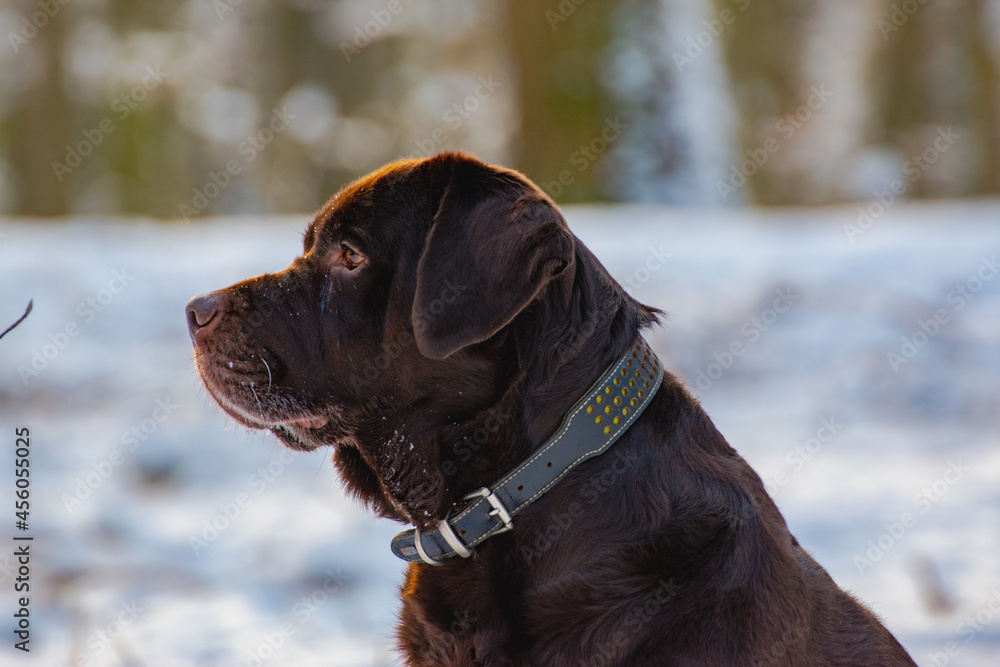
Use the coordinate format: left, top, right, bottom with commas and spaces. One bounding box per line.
186, 293, 224, 341
189, 295, 219, 326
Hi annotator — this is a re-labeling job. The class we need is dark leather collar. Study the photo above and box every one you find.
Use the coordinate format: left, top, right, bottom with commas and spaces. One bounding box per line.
391, 336, 664, 564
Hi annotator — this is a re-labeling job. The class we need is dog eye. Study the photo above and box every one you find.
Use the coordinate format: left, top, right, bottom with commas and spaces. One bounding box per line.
341, 244, 365, 270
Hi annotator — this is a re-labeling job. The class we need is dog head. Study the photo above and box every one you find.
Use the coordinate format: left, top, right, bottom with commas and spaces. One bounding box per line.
187, 152, 592, 519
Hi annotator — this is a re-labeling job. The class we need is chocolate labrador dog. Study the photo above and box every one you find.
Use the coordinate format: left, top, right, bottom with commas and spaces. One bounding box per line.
187, 152, 916, 666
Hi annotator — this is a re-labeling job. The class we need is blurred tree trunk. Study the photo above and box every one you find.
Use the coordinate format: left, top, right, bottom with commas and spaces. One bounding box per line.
720, 0, 999, 204
600, 0, 739, 204
969, 0, 1000, 193
877, 0, 987, 198
716, 0, 812, 205
11, 9, 70, 215
504, 0, 621, 202
718, 1, 887, 205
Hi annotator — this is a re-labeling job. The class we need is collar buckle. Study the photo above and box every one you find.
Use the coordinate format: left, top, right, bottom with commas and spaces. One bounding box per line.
464, 487, 513, 533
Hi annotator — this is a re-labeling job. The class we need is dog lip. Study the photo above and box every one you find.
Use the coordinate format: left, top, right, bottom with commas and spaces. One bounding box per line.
270, 424, 323, 452
234, 409, 330, 433
279, 415, 329, 430
197, 367, 330, 433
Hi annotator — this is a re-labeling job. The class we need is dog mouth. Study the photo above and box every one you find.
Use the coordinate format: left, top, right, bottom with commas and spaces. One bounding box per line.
218, 390, 334, 452
195, 355, 335, 450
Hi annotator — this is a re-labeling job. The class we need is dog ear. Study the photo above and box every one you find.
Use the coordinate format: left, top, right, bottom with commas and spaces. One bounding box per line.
412, 155, 575, 359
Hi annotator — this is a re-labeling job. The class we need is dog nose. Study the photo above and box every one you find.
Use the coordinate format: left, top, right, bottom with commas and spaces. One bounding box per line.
186, 293, 224, 342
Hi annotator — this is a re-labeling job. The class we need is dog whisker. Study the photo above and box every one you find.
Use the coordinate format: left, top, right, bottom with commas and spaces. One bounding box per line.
248, 381, 265, 420
262, 356, 273, 393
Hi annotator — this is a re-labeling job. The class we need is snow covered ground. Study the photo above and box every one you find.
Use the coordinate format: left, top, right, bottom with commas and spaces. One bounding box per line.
0, 202, 997, 666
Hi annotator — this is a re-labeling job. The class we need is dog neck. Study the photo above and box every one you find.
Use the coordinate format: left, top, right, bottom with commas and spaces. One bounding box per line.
383, 245, 663, 563
391, 334, 664, 564
344, 243, 660, 532
517, 244, 660, 442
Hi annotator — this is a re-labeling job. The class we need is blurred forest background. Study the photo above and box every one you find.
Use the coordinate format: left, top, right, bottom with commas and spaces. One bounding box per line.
1, 0, 999, 217
2, 3, 1000, 664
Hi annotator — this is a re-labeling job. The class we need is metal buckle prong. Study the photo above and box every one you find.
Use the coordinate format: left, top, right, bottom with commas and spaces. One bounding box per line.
464, 487, 513, 533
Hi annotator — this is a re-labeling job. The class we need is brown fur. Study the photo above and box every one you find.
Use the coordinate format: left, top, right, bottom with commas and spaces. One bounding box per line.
187, 152, 916, 666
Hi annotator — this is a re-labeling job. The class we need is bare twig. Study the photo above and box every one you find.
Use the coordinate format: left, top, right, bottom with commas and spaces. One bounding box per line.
0, 299, 32, 340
